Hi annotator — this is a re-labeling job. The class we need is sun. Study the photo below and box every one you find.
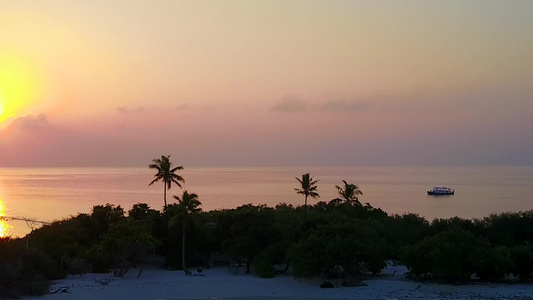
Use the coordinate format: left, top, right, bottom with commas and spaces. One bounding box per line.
0, 53, 39, 123
0, 199, 12, 238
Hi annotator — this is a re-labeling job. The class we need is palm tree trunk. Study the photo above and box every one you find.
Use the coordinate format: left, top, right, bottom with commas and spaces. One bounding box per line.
182, 217, 188, 274
163, 183, 167, 208
304, 195, 308, 217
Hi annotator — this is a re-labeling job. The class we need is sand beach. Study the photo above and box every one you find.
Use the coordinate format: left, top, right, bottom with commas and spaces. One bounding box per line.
27, 263, 533, 300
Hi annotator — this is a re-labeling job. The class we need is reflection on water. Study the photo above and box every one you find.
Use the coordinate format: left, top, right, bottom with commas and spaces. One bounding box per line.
0, 198, 12, 237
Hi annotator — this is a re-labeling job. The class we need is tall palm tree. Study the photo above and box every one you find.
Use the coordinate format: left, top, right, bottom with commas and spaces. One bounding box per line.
173, 191, 201, 275
148, 155, 185, 208
335, 180, 363, 206
295, 173, 320, 215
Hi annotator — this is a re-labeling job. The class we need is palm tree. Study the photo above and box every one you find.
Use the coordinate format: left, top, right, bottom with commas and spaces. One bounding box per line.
173, 191, 201, 275
294, 173, 320, 215
148, 155, 185, 208
335, 180, 363, 206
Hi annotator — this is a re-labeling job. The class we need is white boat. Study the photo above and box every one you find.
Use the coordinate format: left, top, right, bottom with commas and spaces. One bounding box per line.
427, 187, 454, 195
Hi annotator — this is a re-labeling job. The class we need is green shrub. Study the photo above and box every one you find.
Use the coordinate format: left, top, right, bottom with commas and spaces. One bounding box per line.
31, 254, 67, 280
86, 245, 111, 273
253, 253, 276, 278
475, 245, 513, 281
511, 243, 533, 280
401, 227, 487, 282
0, 239, 52, 298
290, 220, 387, 278
252, 242, 290, 278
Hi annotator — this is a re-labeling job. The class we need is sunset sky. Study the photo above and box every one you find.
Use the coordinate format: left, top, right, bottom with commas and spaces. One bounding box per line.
1, 0, 532, 167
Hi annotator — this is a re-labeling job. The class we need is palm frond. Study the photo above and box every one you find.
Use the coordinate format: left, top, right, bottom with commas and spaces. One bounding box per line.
171, 179, 183, 188
295, 173, 320, 199
171, 166, 184, 172
148, 164, 162, 170
175, 191, 202, 214
148, 177, 161, 186
335, 180, 363, 205
149, 155, 185, 208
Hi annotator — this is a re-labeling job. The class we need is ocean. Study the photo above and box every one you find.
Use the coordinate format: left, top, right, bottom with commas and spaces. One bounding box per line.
1, 166, 532, 237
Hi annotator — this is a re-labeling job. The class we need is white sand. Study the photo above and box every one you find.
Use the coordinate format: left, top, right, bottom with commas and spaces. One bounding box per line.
28, 264, 533, 300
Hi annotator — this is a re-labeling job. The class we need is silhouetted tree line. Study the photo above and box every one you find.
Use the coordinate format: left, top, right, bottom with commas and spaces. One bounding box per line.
1, 159, 532, 298
2, 201, 533, 298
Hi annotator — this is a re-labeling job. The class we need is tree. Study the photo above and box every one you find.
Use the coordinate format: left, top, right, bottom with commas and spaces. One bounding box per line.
149, 155, 185, 208
475, 245, 513, 282
220, 205, 279, 274
511, 242, 533, 281
294, 173, 319, 215
289, 219, 387, 278
173, 191, 201, 274
128, 203, 161, 222
97, 220, 158, 278
333, 180, 363, 206
91, 204, 125, 239
400, 227, 487, 282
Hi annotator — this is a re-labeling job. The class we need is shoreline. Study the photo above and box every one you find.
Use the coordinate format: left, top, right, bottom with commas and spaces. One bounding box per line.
27, 265, 533, 300
3, 165, 533, 238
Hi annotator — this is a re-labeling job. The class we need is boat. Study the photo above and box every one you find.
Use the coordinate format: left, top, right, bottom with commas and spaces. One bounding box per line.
427, 187, 454, 195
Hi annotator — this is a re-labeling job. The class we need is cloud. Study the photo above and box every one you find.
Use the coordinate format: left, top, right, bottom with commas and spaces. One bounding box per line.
7, 114, 51, 131
271, 95, 308, 112
116, 106, 129, 113
116, 106, 145, 114
322, 100, 369, 112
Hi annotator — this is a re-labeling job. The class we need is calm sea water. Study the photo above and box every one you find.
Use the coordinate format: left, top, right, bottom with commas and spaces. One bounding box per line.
1, 166, 532, 237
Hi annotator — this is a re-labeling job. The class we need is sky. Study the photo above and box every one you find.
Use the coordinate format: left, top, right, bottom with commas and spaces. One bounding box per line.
0, 0, 532, 167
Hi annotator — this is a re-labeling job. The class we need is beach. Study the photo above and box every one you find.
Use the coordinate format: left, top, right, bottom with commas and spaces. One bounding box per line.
28, 264, 533, 300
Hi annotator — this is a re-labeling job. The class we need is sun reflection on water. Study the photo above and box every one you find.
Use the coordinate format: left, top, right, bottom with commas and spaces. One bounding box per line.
0, 198, 12, 237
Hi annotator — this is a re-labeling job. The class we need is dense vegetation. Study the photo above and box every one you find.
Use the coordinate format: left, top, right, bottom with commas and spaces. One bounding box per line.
1, 163, 532, 298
